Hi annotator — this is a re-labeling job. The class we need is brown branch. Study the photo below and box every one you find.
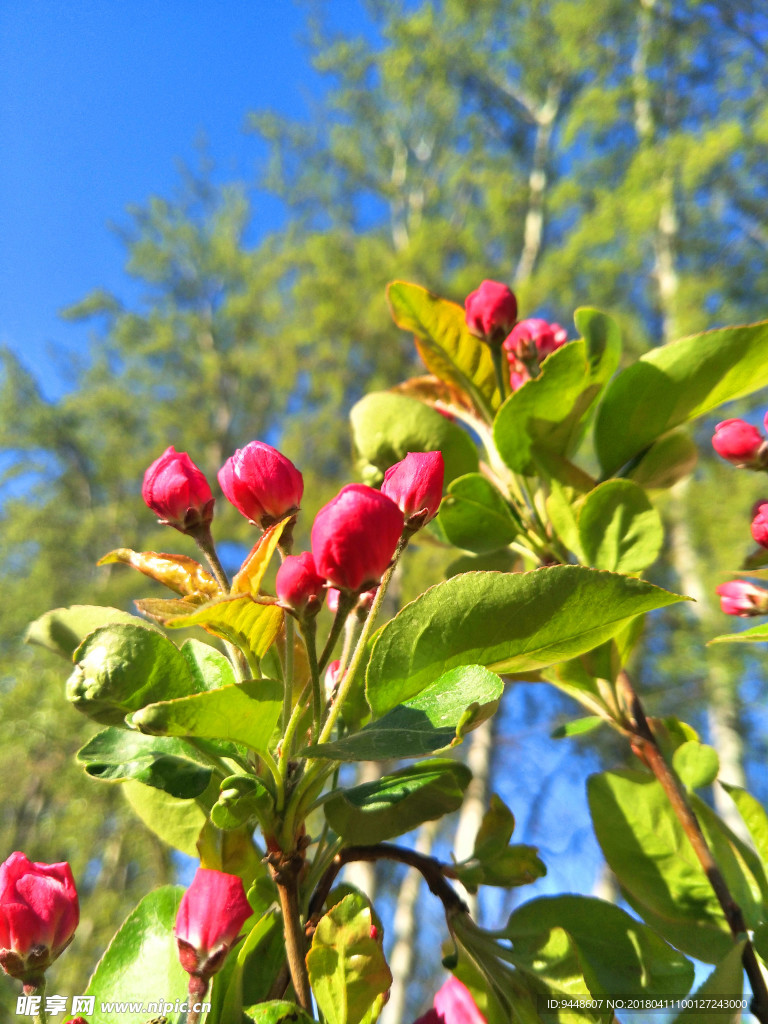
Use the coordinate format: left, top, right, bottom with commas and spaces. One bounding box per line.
618, 671, 768, 1024
306, 843, 468, 941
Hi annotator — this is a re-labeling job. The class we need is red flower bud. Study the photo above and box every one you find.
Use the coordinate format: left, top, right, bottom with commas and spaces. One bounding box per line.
381, 451, 445, 529
465, 281, 517, 344
174, 868, 251, 981
311, 484, 404, 592
716, 580, 768, 617
64, 1019, 89, 1024
503, 318, 567, 362
218, 441, 303, 528
0, 852, 79, 981
142, 447, 214, 534
712, 419, 765, 467
276, 552, 325, 618
752, 502, 768, 548
413, 976, 487, 1024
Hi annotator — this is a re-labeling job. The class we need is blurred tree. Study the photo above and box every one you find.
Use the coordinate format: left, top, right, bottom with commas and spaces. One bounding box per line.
2, 0, 768, 1016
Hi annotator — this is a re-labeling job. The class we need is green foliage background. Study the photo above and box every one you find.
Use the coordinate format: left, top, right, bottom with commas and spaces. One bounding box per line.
2, 0, 768, 1014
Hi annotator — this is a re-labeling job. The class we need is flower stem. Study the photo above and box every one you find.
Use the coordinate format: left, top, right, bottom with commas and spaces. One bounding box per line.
319, 591, 357, 673
282, 614, 295, 733
315, 542, 405, 748
299, 619, 322, 740
192, 524, 231, 592
490, 345, 509, 402
22, 977, 47, 1024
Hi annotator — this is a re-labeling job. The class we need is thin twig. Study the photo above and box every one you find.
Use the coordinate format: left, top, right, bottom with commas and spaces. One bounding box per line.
618, 671, 768, 1024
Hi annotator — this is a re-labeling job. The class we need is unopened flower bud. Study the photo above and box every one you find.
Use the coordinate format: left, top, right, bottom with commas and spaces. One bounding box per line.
218, 441, 303, 529
712, 419, 765, 468
327, 585, 378, 617
142, 447, 214, 535
0, 853, 79, 982
276, 552, 325, 618
464, 281, 517, 346
174, 868, 251, 984
382, 452, 444, 530
324, 659, 342, 701
412, 976, 487, 1024
752, 502, 768, 548
311, 484, 404, 592
716, 580, 768, 617
504, 318, 567, 363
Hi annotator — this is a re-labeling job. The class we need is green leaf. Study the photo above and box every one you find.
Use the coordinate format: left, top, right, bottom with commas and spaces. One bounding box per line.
551, 716, 605, 739
366, 567, 686, 715
304, 665, 503, 761
573, 307, 622, 379
670, 941, 746, 1024
77, 727, 212, 798
436, 473, 520, 553
720, 783, 768, 867
122, 777, 215, 856
131, 679, 283, 755
672, 741, 720, 790
25, 604, 161, 660
181, 638, 237, 691
709, 621, 768, 645
325, 759, 472, 844
454, 799, 547, 891
578, 480, 664, 573
545, 481, 585, 561
349, 390, 479, 487
387, 281, 499, 418
214, 910, 286, 1024
306, 892, 392, 1024
625, 430, 699, 491
167, 594, 283, 661
504, 894, 694, 999
86, 886, 189, 1024
588, 770, 768, 962
493, 312, 620, 476
212, 775, 275, 831
595, 319, 768, 475
66, 624, 200, 725
245, 1002, 316, 1024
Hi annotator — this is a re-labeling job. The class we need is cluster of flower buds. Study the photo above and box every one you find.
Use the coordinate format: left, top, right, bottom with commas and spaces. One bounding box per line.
464, 281, 567, 391
174, 867, 251, 999
0, 852, 79, 984
142, 441, 444, 618
712, 415, 768, 470
412, 975, 487, 1024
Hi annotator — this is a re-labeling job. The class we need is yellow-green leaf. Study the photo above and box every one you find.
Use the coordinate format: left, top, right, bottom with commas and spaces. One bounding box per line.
98, 548, 218, 599
167, 594, 283, 659
387, 281, 500, 418
232, 519, 289, 595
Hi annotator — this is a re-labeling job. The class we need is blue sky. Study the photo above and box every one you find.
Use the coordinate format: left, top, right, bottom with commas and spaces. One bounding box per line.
0, 0, 374, 397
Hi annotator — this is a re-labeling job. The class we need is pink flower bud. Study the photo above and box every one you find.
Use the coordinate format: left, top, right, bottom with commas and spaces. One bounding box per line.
64, 1019, 89, 1024
276, 552, 325, 618
509, 367, 530, 392
465, 281, 517, 344
174, 868, 251, 981
218, 441, 303, 528
142, 447, 214, 534
716, 580, 768, 617
0, 852, 79, 981
325, 659, 342, 701
503, 318, 568, 362
752, 502, 768, 548
311, 484, 404, 592
712, 419, 764, 467
382, 451, 445, 529
413, 976, 487, 1024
